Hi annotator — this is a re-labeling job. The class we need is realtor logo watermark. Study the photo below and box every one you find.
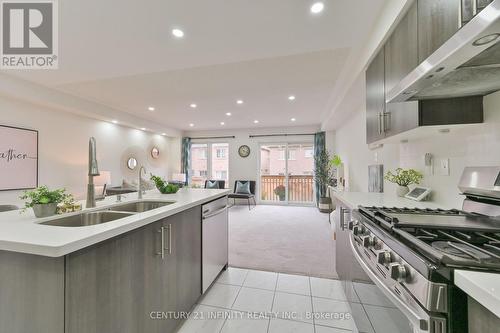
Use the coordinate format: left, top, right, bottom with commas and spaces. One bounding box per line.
1, 0, 58, 69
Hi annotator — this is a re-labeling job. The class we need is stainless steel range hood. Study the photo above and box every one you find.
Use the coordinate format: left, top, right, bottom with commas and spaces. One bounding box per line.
387, 0, 500, 103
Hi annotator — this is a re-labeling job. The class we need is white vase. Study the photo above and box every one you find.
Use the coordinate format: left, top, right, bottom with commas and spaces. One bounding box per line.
396, 185, 409, 197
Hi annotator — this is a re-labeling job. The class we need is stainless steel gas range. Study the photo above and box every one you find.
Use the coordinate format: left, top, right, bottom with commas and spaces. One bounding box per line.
349, 167, 500, 333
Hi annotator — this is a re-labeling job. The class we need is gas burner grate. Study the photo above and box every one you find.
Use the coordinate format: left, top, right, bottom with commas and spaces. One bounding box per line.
377, 207, 464, 215
401, 227, 500, 264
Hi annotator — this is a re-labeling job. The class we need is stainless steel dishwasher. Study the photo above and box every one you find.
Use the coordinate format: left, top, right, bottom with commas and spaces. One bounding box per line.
202, 196, 229, 293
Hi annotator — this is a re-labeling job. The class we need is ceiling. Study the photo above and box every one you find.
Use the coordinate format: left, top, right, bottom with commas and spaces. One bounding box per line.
9, 0, 387, 131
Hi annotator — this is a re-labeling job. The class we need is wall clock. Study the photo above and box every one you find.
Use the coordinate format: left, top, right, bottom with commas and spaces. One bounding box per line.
238, 145, 251, 158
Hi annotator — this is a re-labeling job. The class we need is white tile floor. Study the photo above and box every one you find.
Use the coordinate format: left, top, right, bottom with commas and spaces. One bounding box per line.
176, 268, 411, 333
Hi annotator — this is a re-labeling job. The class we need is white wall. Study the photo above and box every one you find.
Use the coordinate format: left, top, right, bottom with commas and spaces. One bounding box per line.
0, 95, 181, 206
331, 89, 500, 209
185, 125, 321, 200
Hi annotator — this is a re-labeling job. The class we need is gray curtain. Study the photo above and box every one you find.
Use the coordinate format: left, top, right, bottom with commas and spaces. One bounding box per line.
314, 131, 326, 204
181, 137, 191, 186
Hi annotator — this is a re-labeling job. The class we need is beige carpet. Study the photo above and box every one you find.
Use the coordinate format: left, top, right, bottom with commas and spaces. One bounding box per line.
228, 205, 337, 278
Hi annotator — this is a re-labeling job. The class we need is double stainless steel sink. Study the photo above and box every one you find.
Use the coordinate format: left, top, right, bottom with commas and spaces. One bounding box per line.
40, 200, 175, 227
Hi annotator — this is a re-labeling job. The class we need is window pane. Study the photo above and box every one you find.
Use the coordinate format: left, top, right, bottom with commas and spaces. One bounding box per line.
211, 143, 229, 188
190, 143, 208, 188
287, 144, 314, 203
260, 144, 286, 201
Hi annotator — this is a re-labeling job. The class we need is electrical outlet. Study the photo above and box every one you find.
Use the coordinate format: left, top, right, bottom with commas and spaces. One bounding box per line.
439, 158, 450, 176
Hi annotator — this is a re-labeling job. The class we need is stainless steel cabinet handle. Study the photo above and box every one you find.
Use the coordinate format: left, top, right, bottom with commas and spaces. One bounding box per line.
156, 227, 165, 259
340, 207, 350, 230
383, 112, 391, 132
202, 206, 228, 219
164, 224, 172, 255
378, 112, 383, 135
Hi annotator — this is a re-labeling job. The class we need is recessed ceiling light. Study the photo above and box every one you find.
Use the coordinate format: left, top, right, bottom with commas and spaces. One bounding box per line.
291, 118, 296, 122
220, 122, 225, 126
140, 127, 146, 131
189, 123, 194, 127
310, 2, 324, 14
236, 100, 244, 104
172, 28, 184, 38
288, 95, 296, 101
148, 106, 155, 111
111, 120, 118, 124
161, 133, 167, 136
190, 103, 197, 108
226, 112, 232, 116
253, 120, 259, 124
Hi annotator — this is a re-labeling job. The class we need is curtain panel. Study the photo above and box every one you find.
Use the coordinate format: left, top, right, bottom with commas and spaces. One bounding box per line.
181, 137, 192, 185
313, 131, 326, 204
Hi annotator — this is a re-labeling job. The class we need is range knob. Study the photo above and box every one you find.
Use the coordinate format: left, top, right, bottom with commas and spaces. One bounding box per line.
352, 226, 361, 236
348, 220, 356, 230
377, 251, 392, 265
389, 263, 408, 282
362, 235, 375, 248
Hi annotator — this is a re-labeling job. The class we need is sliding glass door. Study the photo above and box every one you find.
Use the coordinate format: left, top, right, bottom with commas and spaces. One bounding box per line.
259, 142, 314, 205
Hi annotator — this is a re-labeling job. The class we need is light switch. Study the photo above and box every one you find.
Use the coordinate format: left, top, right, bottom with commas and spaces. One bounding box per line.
439, 158, 450, 176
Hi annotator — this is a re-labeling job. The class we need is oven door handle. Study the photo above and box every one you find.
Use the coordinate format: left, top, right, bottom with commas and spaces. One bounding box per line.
349, 235, 433, 333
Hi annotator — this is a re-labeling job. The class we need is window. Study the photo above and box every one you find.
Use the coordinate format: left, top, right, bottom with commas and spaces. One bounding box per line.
278, 149, 285, 160
278, 149, 296, 160
190, 144, 208, 187
304, 149, 313, 158
215, 171, 227, 180
199, 149, 207, 159
216, 148, 226, 158
190, 143, 229, 188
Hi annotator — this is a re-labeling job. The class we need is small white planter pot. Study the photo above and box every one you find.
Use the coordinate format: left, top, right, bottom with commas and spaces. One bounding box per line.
396, 186, 410, 197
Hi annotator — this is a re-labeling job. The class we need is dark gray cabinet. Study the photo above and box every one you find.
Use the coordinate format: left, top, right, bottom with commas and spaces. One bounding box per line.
366, 48, 385, 144
0, 252, 65, 333
366, 0, 485, 144
383, 2, 420, 138
385, 2, 418, 95
65, 206, 202, 333
418, 0, 461, 62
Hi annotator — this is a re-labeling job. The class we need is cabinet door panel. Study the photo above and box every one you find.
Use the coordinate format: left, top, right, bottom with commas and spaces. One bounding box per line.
384, 101, 419, 137
385, 2, 418, 95
65, 221, 166, 333
159, 207, 202, 332
366, 49, 385, 144
175, 207, 202, 311
418, 0, 461, 62
0, 252, 64, 333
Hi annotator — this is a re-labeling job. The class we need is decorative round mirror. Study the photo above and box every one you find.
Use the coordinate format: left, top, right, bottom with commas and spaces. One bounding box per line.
151, 147, 160, 159
127, 157, 138, 170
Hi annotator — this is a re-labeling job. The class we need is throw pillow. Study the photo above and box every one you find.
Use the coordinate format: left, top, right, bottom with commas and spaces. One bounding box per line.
206, 180, 219, 189
235, 181, 251, 194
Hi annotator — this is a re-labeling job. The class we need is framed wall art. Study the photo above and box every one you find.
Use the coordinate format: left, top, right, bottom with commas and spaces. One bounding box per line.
0, 125, 38, 191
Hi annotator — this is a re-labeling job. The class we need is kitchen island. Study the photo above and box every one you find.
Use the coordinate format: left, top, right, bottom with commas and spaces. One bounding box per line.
0, 188, 230, 333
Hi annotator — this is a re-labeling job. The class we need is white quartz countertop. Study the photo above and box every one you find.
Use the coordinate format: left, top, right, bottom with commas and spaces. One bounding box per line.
330, 190, 457, 210
0, 188, 230, 257
455, 270, 500, 318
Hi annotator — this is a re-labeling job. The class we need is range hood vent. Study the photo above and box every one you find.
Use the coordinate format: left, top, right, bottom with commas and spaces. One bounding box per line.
387, 0, 500, 103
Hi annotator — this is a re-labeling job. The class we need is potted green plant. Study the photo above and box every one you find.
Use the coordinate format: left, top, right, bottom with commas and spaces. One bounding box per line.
385, 168, 423, 197
314, 150, 334, 212
20, 186, 69, 218
273, 185, 286, 201
150, 174, 180, 194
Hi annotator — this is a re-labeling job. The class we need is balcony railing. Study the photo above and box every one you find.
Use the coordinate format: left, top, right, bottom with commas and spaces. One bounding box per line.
260, 175, 314, 202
